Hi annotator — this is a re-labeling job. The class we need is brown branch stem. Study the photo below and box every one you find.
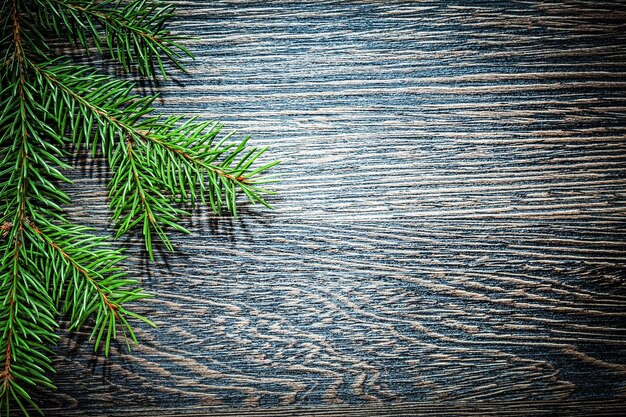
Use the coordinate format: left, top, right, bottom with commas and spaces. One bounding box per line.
1, 0, 28, 389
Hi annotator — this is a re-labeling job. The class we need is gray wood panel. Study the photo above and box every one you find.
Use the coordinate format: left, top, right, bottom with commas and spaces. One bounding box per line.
40, 1, 626, 415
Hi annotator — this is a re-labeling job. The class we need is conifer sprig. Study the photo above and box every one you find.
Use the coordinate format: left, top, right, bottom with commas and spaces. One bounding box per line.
36, 0, 192, 77
0, 0, 279, 414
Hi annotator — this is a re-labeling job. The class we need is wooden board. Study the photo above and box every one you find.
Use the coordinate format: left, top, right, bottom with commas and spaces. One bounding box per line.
40, 1, 626, 415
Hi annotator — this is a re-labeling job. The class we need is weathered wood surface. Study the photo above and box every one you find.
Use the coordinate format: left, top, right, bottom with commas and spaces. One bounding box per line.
40, 0, 626, 415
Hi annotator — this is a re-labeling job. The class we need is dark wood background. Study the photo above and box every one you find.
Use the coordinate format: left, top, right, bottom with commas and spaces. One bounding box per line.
40, 0, 626, 415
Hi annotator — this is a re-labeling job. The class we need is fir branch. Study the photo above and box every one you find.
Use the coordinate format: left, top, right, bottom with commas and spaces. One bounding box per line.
31, 219, 154, 352
0, 231, 58, 416
34, 62, 278, 258
37, 0, 192, 77
0, 4, 59, 412
0, 0, 279, 414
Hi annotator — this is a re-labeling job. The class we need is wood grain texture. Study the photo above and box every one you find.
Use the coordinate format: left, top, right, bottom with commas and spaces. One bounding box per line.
39, 0, 626, 415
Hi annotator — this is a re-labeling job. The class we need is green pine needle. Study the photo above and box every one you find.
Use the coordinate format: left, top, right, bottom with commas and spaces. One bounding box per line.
0, 0, 279, 414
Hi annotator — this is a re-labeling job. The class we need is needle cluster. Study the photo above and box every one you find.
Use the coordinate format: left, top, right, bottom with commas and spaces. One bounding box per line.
0, 1, 278, 414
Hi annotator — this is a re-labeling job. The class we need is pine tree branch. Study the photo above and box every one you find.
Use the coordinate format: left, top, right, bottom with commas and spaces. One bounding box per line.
1, 2, 155, 413
39, 0, 192, 76
34, 62, 279, 258
1, 6, 57, 413
35, 62, 277, 189
0, 234, 58, 416
34, 222, 120, 316
30, 219, 154, 355
0, 0, 279, 413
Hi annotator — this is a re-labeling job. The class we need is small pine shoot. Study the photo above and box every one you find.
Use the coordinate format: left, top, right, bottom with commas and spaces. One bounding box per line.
0, 0, 279, 414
